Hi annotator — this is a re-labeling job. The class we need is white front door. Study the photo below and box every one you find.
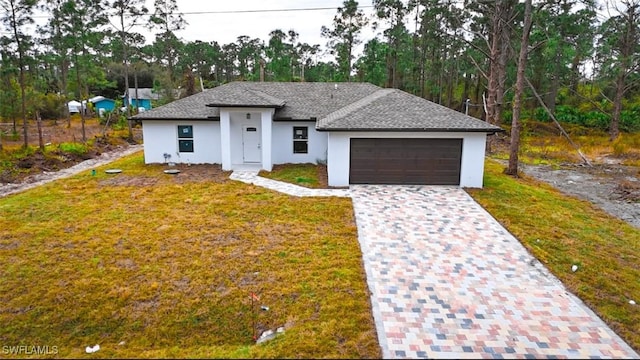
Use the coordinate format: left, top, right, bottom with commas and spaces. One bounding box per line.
242, 125, 261, 163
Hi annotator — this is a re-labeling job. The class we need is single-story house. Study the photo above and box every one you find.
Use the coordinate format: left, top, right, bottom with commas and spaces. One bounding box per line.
88, 96, 116, 116
131, 82, 503, 188
124, 88, 159, 111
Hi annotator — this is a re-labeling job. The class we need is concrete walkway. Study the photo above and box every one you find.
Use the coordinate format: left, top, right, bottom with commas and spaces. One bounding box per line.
229, 169, 350, 197
350, 185, 638, 359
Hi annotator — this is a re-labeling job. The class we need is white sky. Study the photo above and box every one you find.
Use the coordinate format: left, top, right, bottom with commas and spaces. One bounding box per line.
144, 0, 379, 53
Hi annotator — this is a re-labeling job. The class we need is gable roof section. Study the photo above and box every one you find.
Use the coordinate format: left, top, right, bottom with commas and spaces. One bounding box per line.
131, 82, 503, 133
205, 86, 286, 108
316, 89, 503, 132
204, 82, 381, 120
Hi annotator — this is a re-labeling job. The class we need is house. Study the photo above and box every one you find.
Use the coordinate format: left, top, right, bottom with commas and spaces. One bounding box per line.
124, 88, 159, 111
131, 82, 503, 188
88, 96, 116, 117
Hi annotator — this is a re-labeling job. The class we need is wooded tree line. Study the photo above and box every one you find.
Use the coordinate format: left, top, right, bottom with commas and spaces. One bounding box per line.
1, 0, 639, 150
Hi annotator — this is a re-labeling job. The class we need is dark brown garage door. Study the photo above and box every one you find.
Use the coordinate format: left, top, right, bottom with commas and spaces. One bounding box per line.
350, 138, 462, 185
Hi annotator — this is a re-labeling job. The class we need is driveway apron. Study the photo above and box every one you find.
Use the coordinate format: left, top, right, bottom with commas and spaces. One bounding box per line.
351, 185, 638, 359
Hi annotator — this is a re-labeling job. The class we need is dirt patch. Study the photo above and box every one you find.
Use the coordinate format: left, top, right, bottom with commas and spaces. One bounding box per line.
317, 164, 329, 188
99, 175, 160, 187
169, 164, 232, 184
516, 161, 640, 228
98, 164, 231, 187
0, 145, 143, 198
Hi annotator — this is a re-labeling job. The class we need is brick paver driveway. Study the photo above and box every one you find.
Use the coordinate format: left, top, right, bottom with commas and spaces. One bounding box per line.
351, 185, 638, 359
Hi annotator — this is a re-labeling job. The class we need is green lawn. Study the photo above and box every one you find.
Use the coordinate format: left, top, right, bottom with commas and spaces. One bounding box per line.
259, 163, 325, 188
0, 154, 380, 358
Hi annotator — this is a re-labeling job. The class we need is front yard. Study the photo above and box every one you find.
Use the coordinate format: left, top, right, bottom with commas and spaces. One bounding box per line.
0, 154, 379, 358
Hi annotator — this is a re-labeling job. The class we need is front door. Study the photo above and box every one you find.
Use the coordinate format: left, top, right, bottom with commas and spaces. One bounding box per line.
242, 125, 261, 163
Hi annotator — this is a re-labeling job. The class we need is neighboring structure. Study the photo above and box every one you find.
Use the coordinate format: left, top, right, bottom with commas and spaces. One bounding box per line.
124, 88, 159, 111
88, 96, 116, 117
67, 100, 82, 114
131, 82, 503, 188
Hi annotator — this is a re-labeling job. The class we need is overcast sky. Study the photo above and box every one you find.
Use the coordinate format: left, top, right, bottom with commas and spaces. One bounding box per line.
144, 0, 379, 52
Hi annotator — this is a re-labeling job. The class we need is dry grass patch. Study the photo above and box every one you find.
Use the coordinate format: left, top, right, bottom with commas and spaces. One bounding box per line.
0, 154, 379, 358
467, 160, 640, 353
495, 122, 640, 166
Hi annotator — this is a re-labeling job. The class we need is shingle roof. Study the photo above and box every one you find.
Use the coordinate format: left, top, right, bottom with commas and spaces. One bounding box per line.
131, 81, 503, 132
126, 88, 160, 100
130, 89, 220, 120
317, 88, 502, 132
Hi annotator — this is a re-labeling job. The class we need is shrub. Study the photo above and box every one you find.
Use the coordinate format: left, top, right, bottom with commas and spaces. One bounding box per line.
39, 93, 65, 120
58, 142, 88, 156
620, 107, 640, 133
584, 111, 610, 131
533, 107, 550, 122
555, 105, 583, 124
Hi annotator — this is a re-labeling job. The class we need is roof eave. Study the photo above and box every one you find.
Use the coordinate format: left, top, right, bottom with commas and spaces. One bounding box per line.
205, 103, 284, 109
315, 127, 505, 133
131, 116, 220, 121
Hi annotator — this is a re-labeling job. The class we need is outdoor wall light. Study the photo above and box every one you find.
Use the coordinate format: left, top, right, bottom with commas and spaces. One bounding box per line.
246, 113, 251, 119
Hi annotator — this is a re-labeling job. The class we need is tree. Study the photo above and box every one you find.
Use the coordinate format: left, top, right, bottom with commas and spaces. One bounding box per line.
597, 0, 640, 140
0, 51, 21, 135
506, 0, 534, 176
373, 0, 413, 88
0, 0, 37, 148
108, 0, 148, 139
179, 40, 222, 87
148, 0, 187, 102
321, 0, 369, 81
264, 29, 297, 81
234, 35, 263, 81
39, 0, 72, 126
528, 0, 596, 114
296, 43, 320, 82
60, 0, 109, 142
354, 38, 388, 86
486, 0, 517, 127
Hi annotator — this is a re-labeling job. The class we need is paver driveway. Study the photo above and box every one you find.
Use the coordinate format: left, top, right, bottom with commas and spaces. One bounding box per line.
351, 185, 638, 359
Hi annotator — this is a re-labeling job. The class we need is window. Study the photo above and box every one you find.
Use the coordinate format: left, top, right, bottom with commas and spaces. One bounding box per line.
178, 125, 194, 152
293, 126, 308, 154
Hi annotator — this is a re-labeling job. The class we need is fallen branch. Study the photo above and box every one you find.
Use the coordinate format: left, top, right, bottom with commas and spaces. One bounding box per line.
525, 76, 592, 167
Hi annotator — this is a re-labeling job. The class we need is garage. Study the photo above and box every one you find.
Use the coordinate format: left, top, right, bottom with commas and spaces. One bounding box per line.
349, 138, 462, 185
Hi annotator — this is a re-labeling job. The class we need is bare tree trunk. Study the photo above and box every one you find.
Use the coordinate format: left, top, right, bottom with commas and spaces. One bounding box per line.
486, 1, 501, 126
63, 59, 71, 128
506, 0, 533, 176
494, 19, 511, 125
74, 52, 87, 143
36, 111, 44, 151
610, 73, 625, 140
546, 48, 562, 115
19, 65, 28, 149
609, 1, 638, 141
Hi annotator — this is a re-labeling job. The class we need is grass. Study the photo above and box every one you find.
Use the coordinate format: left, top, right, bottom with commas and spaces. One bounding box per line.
259, 163, 325, 188
497, 121, 640, 166
0, 153, 379, 358
467, 160, 640, 352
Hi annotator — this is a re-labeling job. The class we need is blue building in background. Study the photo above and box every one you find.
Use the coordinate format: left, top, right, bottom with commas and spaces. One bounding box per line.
124, 88, 159, 111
